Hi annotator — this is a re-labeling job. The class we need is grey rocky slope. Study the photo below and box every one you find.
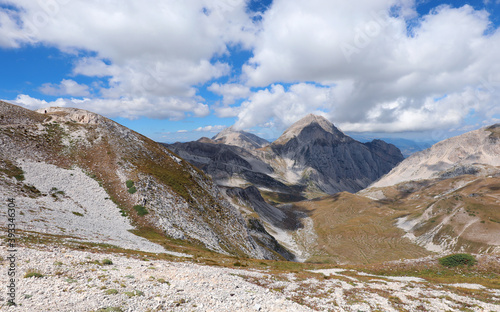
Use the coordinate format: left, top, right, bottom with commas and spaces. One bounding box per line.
371, 124, 500, 188
167, 141, 292, 192
265, 114, 404, 194
0, 101, 283, 260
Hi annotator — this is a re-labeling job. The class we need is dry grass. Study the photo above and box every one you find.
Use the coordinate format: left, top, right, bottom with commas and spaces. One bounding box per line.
294, 192, 430, 264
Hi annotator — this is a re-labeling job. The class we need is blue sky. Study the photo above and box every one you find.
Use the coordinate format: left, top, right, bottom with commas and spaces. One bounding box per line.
1, 0, 500, 143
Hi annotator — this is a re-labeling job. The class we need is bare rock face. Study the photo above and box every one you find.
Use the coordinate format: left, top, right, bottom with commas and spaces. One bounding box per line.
371, 125, 500, 188
268, 114, 404, 194
167, 141, 292, 192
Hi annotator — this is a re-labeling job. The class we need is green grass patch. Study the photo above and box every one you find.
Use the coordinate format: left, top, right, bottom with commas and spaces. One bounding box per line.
104, 289, 118, 295
126, 180, 134, 188
439, 254, 477, 268
102, 259, 113, 265
133, 205, 148, 216
124, 290, 144, 297
127, 186, 137, 194
95, 308, 123, 312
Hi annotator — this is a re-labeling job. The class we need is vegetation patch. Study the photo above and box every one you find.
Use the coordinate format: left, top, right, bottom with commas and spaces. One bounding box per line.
72, 211, 84, 217
124, 290, 144, 297
104, 289, 119, 295
127, 186, 137, 194
102, 259, 113, 265
24, 269, 44, 278
439, 254, 477, 268
0, 159, 24, 180
94, 308, 123, 312
126, 180, 137, 194
133, 205, 148, 216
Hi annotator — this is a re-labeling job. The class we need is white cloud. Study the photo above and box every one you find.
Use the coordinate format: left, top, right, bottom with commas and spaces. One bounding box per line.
11, 94, 210, 120
208, 83, 252, 105
39, 79, 90, 97
195, 125, 226, 132
236, 1, 500, 132
12, 94, 68, 109
233, 83, 334, 130
2, 0, 500, 134
0, 0, 254, 118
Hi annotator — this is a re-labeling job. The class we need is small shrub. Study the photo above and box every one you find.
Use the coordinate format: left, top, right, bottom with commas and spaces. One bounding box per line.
102, 259, 113, 265
133, 205, 148, 216
126, 180, 134, 188
439, 253, 477, 268
157, 278, 169, 284
72, 211, 84, 217
24, 270, 44, 278
105, 289, 119, 295
127, 186, 137, 194
124, 290, 144, 297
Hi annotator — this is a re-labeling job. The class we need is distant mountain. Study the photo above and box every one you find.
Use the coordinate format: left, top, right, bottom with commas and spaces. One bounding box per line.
212, 127, 269, 150
267, 114, 404, 194
349, 134, 435, 158
0, 101, 287, 260
169, 114, 403, 196
371, 124, 500, 188
166, 141, 293, 193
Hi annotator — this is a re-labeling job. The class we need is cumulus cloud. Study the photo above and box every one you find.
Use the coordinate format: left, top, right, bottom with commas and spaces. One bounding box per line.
39, 79, 90, 97
13, 94, 68, 109
208, 83, 251, 105
236, 1, 500, 132
195, 125, 226, 132
2, 0, 500, 134
0, 0, 254, 118
232, 83, 334, 130
12, 94, 209, 120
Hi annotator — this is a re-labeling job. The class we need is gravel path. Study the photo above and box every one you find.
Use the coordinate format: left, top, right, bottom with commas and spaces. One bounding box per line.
0, 246, 309, 312
1, 246, 499, 311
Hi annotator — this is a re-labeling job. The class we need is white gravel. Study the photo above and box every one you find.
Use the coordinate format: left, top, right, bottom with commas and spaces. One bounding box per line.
3, 160, 187, 257
0, 246, 309, 312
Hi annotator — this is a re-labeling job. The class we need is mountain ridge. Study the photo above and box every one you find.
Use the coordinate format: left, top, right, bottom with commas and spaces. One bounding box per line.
212, 126, 269, 150
0, 101, 287, 260
371, 124, 500, 188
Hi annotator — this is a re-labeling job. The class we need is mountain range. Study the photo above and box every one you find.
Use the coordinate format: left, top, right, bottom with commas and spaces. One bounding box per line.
1, 100, 499, 266
169, 114, 404, 196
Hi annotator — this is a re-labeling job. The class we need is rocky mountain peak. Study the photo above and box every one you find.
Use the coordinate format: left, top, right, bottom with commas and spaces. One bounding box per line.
273, 114, 347, 145
212, 126, 269, 150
